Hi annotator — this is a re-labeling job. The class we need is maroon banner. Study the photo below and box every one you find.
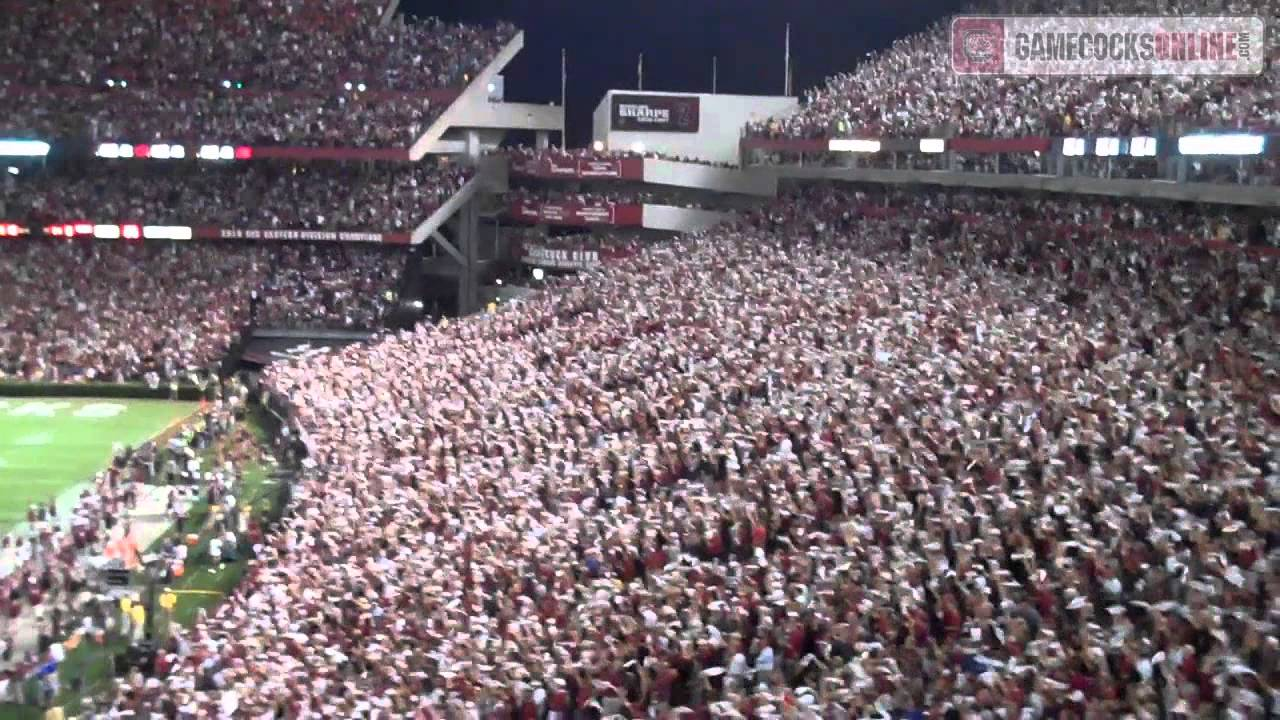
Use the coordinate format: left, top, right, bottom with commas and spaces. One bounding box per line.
578, 158, 622, 178
509, 201, 643, 227
949, 136, 1053, 154
510, 155, 644, 181
611, 94, 700, 133
520, 244, 637, 270
195, 227, 411, 244
740, 137, 830, 154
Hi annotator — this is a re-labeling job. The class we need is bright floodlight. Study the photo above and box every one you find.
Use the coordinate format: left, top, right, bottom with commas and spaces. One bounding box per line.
6, 167, 17, 175
1094, 137, 1121, 157
1062, 138, 1086, 157
357, 83, 367, 92
344, 82, 353, 91
1129, 136, 1158, 157
106, 79, 115, 88
0, 140, 51, 157
1178, 134, 1264, 156
222, 80, 232, 89
828, 139, 882, 153
532, 268, 546, 281
592, 140, 605, 152
410, 300, 424, 310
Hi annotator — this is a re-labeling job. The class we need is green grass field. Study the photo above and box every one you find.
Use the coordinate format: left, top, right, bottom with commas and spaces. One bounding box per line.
0, 398, 197, 530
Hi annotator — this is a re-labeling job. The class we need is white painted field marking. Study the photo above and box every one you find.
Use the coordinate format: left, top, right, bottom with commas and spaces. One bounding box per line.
74, 403, 128, 419
8, 401, 72, 417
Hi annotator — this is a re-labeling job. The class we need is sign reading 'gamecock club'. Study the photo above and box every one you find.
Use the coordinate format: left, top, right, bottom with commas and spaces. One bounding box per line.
611, 94, 701, 133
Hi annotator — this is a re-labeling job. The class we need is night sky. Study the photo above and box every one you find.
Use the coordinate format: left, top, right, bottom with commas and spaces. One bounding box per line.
404, 0, 968, 145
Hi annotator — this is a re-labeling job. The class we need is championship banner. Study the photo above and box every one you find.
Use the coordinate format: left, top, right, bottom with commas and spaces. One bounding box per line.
196, 228, 412, 244
508, 201, 644, 227
611, 94, 701, 133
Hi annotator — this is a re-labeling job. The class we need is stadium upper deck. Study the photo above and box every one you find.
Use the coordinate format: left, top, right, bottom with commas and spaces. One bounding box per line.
747, 0, 1280, 140
0, 0, 515, 148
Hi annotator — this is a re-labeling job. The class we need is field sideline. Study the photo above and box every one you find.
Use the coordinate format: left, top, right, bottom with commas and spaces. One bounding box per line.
0, 398, 198, 531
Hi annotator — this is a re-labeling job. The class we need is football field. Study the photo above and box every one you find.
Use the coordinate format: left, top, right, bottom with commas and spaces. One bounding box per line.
0, 398, 198, 531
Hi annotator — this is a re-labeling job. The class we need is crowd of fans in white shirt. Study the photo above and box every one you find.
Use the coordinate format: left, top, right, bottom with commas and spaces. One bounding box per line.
15, 184, 1263, 719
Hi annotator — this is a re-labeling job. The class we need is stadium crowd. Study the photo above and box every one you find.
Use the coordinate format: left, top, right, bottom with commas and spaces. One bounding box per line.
75, 184, 1278, 718
0, 85, 443, 148
0, 239, 404, 384
2, 162, 473, 233
746, 0, 1280, 140
0, 0, 515, 146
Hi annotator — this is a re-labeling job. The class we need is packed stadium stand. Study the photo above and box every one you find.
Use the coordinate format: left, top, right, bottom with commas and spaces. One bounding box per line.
2, 161, 473, 233
1, 0, 1278, 718
0, 238, 404, 383
745, 0, 1280, 140
87, 186, 1266, 718
0, 0, 515, 148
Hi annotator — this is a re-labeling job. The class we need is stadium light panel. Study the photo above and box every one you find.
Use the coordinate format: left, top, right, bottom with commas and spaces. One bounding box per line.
1129, 137, 1158, 157
1062, 138, 1086, 157
6, 166, 18, 175
0, 140, 52, 157
170, 145, 186, 159
218, 145, 235, 160
222, 80, 232, 89
344, 82, 353, 91
151, 144, 171, 160
198, 145, 221, 160
106, 79, 115, 88
234, 146, 254, 160
120, 80, 127, 88
93, 224, 121, 239
142, 226, 193, 240
118, 144, 135, 158
1094, 138, 1120, 157
133, 144, 151, 159
121, 224, 141, 240
919, 138, 946, 153
532, 268, 545, 281
357, 83, 367, 92
48, 226, 63, 236
1177, 134, 1264, 156
828, 139, 882, 153
73, 223, 93, 235
592, 140, 604, 152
